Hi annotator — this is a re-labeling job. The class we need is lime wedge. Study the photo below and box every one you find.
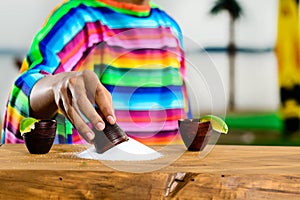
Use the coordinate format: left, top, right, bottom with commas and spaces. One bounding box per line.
200, 115, 228, 134
20, 117, 39, 135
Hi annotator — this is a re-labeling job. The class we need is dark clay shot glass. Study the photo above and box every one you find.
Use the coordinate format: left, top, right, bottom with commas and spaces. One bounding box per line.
178, 119, 212, 151
22, 120, 57, 154
93, 120, 129, 154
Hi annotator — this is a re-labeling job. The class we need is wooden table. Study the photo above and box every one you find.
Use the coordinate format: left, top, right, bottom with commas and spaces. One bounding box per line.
0, 144, 300, 199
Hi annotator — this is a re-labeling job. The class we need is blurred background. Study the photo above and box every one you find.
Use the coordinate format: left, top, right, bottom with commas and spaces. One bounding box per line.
0, 0, 299, 145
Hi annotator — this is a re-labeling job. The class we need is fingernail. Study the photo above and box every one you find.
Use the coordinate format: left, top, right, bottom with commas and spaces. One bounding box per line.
107, 115, 116, 124
97, 122, 105, 130
86, 132, 94, 141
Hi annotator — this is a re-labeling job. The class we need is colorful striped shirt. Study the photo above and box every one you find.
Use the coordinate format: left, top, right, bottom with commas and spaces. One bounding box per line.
2, 0, 189, 145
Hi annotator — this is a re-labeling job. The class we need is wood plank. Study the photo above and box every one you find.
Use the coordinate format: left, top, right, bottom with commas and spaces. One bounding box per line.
0, 170, 169, 199
0, 144, 300, 199
1, 171, 300, 199
1, 144, 300, 174
167, 174, 300, 200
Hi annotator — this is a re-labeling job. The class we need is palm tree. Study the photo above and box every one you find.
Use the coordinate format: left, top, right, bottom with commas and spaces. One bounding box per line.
209, 0, 243, 111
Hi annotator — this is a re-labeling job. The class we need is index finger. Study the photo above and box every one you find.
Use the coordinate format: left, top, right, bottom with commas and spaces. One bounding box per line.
95, 83, 116, 125
76, 92, 106, 131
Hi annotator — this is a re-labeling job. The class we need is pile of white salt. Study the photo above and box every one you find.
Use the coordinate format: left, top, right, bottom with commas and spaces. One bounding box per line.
76, 137, 162, 161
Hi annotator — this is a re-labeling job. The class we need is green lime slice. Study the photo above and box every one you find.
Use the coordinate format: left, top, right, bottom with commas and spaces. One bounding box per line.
200, 115, 228, 134
20, 117, 39, 136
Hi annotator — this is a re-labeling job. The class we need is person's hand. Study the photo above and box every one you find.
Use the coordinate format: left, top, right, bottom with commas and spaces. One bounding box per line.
30, 70, 115, 143
53, 70, 116, 142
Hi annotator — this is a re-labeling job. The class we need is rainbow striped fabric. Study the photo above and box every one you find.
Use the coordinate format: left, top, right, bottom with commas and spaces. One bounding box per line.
2, 0, 189, 145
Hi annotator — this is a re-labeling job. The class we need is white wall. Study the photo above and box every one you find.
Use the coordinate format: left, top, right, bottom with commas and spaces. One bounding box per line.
0, 0, 61, 49
155, 0, 278, 49
0, 0, 280, 121
155, 0, 280, 114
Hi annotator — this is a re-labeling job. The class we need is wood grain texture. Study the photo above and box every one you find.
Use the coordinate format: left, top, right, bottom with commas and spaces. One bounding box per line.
0, 144, 300, 199
165, 174, 300, 200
